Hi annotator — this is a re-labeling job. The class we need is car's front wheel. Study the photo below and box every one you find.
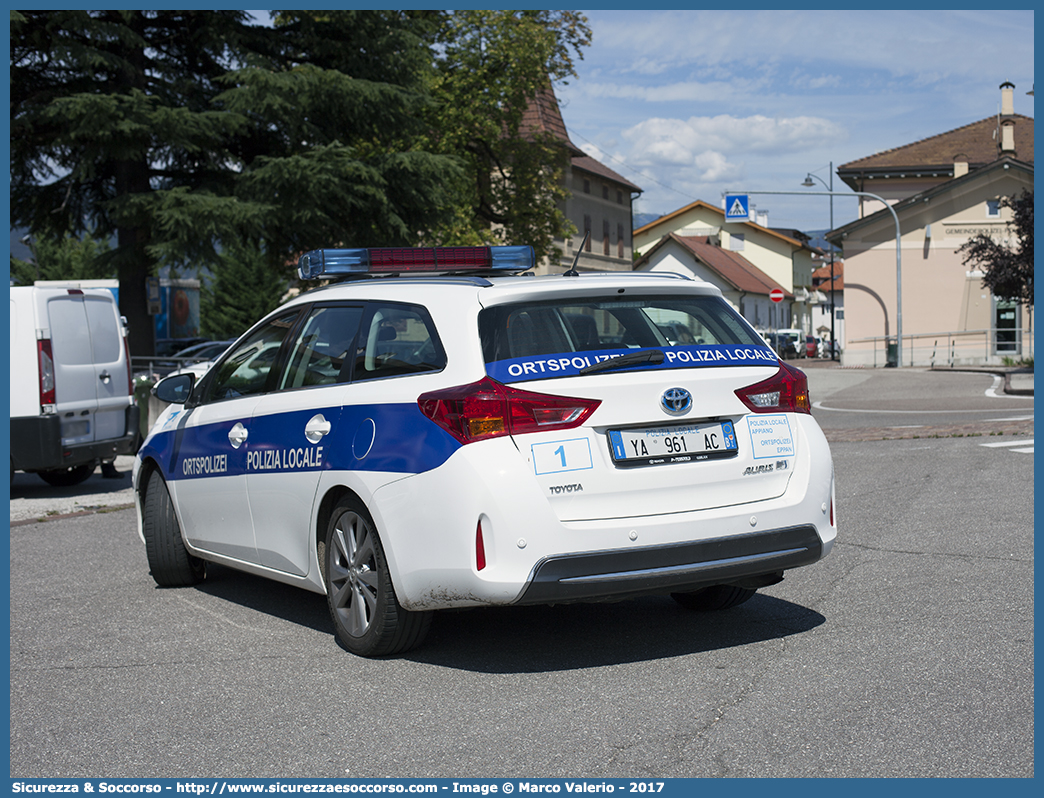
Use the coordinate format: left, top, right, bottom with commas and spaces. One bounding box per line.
143, 469, 205, 586
323, 497, 431, 657
671, 584, 756, 610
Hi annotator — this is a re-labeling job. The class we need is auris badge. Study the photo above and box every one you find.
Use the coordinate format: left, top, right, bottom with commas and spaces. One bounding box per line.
660, 387, 692, 416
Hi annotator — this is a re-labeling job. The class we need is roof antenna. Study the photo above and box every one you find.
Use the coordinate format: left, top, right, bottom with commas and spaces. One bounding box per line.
564, 232, 588, 277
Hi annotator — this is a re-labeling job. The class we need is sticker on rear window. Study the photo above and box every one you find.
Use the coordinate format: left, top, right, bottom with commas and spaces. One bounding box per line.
488, 345, 776, 383
746, 414, 795, 460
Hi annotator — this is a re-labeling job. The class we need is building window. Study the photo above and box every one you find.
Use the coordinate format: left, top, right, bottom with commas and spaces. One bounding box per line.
603, 219, 610, 255
583, 179, 590, 194
729, 233, 745, 252
986, 199, 1001, 217
616, 190, 623, 204
583, 215, 592, 251
617, 223, 624, 259
602, 185, 609, 200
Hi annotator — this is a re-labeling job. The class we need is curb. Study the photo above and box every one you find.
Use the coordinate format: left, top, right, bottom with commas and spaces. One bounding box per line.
929, 366, 1034, 397
10, 502, 135, 527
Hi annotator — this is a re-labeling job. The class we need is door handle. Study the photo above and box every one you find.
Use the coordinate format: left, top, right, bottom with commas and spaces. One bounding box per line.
99, 370, 111, 383
228, 422, 248, 449
304, 414, 331, 444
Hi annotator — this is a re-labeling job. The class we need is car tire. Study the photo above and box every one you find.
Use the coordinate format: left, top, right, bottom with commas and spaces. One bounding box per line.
38, 462, 96, 487
323, 497, 431, 657
671, 584, 756, 611
143, 469, 205, 586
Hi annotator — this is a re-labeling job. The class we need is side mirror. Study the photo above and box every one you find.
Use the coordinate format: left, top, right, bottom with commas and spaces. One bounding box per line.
153, 373, 195, 404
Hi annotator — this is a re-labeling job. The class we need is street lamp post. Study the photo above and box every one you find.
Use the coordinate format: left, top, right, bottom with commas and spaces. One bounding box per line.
802, 165, 836, 361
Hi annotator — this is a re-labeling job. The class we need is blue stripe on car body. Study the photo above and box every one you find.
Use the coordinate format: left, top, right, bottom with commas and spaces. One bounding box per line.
140, 402, 461, 481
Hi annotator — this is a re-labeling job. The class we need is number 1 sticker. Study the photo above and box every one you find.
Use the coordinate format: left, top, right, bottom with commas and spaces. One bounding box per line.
531, 438, 593, 475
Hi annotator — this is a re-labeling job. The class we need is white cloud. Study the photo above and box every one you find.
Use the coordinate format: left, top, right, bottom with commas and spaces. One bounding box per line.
623, 114, 845, 160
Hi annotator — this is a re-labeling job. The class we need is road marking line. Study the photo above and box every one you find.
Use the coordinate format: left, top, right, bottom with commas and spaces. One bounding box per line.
980, 439, 1034, 448
1010, 447, 1035, 453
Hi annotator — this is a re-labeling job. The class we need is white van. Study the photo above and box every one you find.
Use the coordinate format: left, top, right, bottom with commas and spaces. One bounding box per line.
10, 285, 140, 486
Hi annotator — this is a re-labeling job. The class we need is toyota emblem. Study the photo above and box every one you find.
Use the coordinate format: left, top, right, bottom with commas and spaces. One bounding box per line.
660, 387, 692, 416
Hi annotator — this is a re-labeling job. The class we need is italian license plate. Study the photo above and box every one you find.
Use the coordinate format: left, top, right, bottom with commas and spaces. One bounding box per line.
608, 420, 737, 468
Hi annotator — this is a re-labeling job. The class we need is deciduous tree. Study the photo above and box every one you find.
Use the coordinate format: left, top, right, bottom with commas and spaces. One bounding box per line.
959, 190, 1034, 306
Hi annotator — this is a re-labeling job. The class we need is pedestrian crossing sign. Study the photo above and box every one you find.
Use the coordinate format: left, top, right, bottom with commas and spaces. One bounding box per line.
725, 194, 750, 221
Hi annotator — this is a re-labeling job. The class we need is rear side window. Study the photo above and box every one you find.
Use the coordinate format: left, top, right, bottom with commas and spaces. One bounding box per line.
352, 303, 446, 382
479, 294, 773, 382
280, 305, 364, 389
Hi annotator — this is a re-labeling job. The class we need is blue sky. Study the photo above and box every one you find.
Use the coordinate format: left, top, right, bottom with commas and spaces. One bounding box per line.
553, 9, 1034, 232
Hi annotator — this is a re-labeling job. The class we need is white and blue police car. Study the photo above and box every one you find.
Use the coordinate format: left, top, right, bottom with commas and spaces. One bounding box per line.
133, 245, 835, 656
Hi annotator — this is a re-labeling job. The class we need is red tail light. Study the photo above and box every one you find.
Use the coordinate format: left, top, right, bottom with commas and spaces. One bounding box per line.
38, 339, 56, 408
735, 361, 811, 414
418, 377, 601, 445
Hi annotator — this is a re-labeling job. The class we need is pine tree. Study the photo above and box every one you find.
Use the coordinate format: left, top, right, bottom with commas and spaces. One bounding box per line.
199, 244, 288, 340
10, 233, 114, 286
10, 10, 462, 354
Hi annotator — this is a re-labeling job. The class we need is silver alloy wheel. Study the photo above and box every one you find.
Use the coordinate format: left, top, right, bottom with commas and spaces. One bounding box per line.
328, 510, 379, 638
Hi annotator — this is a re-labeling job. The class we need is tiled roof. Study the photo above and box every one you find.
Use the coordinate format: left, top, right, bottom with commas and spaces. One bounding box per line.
649, 234, 791, 298
571, 155, 643, 192
519, 84, 643, 193
519, 84, 585, 157
811, 262, 844, 291
838, 114, 1034, 174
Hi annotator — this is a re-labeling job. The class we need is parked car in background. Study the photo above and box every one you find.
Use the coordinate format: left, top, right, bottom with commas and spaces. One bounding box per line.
10, 285, 139, 485
771, 329, 802, 359
805, 335, 819, 358
136, 338, 235, 381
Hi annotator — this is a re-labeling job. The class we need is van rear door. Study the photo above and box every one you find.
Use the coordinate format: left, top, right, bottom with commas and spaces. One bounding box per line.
45, 290, 129, 445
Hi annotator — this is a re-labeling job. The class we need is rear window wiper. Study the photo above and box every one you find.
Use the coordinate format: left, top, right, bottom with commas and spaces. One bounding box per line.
579, 348, 665, 375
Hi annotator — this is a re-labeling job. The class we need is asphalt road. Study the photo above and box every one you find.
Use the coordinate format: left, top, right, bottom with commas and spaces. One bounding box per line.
8, 366, 1034, 778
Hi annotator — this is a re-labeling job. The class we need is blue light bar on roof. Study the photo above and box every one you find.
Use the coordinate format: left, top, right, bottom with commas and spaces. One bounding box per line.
298, 246, 535, 279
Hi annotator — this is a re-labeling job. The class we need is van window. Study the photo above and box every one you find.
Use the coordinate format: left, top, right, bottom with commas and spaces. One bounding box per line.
84, 296, 122, 364
47, 297, 93, 366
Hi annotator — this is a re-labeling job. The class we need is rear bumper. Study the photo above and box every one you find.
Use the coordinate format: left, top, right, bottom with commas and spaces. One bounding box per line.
516, 525, 821, 604
10, 405, 140, 471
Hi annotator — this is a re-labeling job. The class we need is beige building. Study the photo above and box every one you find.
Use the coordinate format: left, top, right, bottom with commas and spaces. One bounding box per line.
633, 200, 819, 332
830, 82, 1034, 367
520, 87, 642, 275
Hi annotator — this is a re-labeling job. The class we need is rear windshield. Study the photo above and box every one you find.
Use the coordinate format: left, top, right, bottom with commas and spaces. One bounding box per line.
479, 294, 776, 382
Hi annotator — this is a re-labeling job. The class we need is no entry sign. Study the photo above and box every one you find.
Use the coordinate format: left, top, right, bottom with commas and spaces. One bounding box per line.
770, 288, 785, 303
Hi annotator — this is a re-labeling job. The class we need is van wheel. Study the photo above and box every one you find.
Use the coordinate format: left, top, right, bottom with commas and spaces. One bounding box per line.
143, 470, 205, 586
323, 497, 431, 657
38, 462, 96, 487
672, 585, 756, 610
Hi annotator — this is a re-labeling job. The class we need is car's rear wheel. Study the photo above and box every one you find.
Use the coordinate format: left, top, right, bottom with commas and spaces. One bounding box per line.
38, 462, 96, 487
143, 469, 205, 586
671, 584, 756, 610
323, 497, 431, 657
